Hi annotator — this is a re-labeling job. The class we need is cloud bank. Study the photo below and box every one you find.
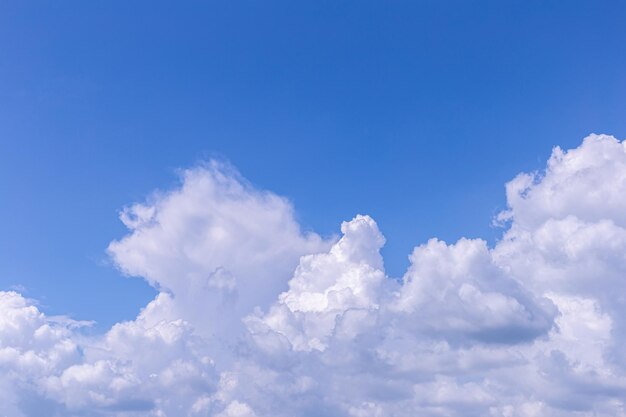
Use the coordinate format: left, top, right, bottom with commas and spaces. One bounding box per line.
3, 134, 626, 416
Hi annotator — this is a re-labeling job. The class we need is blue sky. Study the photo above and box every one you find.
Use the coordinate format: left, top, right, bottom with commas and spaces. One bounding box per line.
1, 0, 626, 333
5, 3, 626, 416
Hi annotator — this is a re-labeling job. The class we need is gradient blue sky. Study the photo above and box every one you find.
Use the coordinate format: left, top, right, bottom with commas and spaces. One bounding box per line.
1, 0, 625, 329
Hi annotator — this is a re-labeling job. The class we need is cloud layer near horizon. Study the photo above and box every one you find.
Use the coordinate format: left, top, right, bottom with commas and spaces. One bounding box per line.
3, 134, 626, 416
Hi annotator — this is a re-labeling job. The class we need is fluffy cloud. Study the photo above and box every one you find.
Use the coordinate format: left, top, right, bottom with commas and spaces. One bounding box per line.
247, 215, 387, 353
4, 134, 626, 416
107, 161, 331, 349
393, 237, 555, 344
0, 291, 217, 417
0, 291, 82, 417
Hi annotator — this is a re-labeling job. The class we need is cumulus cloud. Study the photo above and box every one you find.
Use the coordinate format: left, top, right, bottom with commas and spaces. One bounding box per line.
3, 134, 626, 416
107, 161, 331, 347
247, 215, 388, 353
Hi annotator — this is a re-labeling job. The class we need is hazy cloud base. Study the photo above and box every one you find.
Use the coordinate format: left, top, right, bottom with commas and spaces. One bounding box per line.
2, 134, 626, 416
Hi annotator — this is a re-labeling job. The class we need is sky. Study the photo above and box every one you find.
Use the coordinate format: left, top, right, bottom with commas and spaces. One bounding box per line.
2, 2, 626, 417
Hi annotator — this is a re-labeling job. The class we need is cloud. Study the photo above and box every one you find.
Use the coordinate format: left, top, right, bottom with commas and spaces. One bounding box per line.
247, 215, 387, 353
0, 291, 81, 417
497, 134, 626, 230
107, 161, 332, 347
3, 134, 626, 416
393, 237, 556, 344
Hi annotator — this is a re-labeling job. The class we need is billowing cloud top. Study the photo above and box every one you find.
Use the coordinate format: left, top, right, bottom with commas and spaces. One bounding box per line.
3, 134, 626, 416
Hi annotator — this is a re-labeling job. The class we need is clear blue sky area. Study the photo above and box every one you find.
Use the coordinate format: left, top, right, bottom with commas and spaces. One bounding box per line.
1, 1, 625, 329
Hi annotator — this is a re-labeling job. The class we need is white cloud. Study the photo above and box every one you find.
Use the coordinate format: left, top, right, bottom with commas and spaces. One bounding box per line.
4, 134, 626, 416
215, 401, 258, 417
107, 161, 332, 348
497, 134, 626, 229
0, 291, 82, 417
393, 237, 556, 344
247, 215, 387, 352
